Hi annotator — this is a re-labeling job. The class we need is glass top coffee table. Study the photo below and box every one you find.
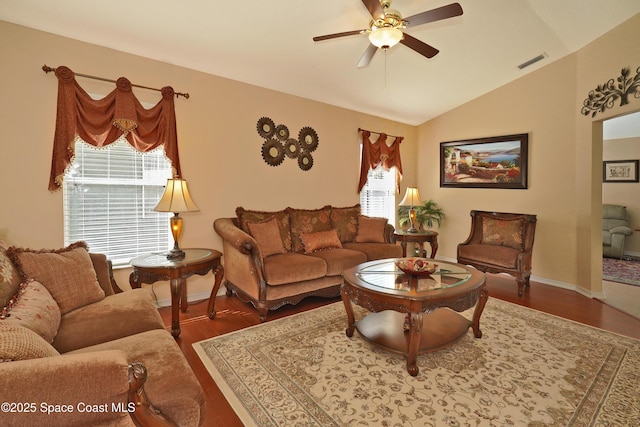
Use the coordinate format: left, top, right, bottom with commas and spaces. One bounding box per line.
341, 258, 488, 376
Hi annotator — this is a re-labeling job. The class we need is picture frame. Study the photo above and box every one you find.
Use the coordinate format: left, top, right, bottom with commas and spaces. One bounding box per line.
440, 133, 529, 189
603, 159, 639, 183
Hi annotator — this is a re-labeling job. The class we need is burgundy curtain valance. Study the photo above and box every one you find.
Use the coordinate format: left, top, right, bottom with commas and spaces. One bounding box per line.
357, 129, 404, 193
48, 66, 181, 190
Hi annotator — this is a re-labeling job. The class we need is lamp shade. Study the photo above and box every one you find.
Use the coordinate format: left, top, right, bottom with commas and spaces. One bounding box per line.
153, 178, 200, 213
368, 27, 403, 49
399, 187, 421, 207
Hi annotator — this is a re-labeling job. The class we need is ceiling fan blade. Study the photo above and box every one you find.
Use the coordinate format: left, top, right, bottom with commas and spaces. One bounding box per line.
361, 0, 385, 20
313, 29, 366, 42
357, 44, 378, 68
400, 34, 439, 58
404, 2, 463, 28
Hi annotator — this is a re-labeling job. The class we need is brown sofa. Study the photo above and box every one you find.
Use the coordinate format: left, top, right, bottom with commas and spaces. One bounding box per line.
214, 204, 402, 321
0, 241, 204, 427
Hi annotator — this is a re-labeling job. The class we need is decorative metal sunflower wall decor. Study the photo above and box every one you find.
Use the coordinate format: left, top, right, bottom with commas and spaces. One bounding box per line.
256, 117, 319, 171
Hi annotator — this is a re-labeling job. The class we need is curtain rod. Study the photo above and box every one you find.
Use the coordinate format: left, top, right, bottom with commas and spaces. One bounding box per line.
42, 65, 190, 99
358, 128, 403, 139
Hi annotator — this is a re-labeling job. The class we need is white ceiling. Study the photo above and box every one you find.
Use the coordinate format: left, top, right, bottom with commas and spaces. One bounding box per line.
1, 0, 639, 125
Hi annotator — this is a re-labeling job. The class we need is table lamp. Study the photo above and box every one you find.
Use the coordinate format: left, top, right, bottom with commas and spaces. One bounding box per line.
153, 178, 200, 260
399, 186, 422, 233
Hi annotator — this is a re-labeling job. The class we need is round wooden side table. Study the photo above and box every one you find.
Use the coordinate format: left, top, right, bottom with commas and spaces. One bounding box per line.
394, 230, 439, 258
129, 248, 223, 337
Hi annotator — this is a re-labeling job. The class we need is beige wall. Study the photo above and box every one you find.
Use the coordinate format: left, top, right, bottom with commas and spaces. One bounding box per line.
574, 13, 640, 293
0, 21, 417, 303
417, 54, 579, 287
603, 137, 640, 254
2, 12, 640, 302
417, 13, 640, 295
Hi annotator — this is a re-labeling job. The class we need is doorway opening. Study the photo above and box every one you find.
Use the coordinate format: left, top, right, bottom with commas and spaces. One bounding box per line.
600, 111, 640, 319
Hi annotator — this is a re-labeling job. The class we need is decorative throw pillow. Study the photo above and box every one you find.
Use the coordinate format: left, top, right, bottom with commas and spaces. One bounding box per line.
2, 280, 61, 343
355, 215, 388, 243
8, 242, 105, 315
480, 216, 525, 250
288, 206, 332, 253
236, 207, 292, 252
0, 243, 22, 313
330, 204, 360, 243
0, 322, 60, 362
247, 217, 287, 257
300, 229, 343, 254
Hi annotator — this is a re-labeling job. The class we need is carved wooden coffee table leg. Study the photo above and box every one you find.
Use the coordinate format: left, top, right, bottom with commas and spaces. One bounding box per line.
471, 284, 489, 338
341, 286, 356, 337
406, 311, 423, 376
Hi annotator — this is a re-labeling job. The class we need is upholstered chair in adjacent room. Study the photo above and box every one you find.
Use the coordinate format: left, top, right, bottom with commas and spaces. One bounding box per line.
602, 204, 633, 259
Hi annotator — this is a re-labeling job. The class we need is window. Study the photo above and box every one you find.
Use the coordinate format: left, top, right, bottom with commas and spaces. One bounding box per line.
359, 165, 397, 225
63, 137, 173, 267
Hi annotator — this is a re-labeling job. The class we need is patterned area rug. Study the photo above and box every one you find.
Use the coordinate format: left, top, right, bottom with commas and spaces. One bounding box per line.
603, 256, 640, 287
193, 300, 640, 426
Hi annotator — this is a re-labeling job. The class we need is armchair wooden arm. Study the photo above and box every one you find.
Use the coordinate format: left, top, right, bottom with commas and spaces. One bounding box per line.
0, 351, 177, 427
128, 362, 177, 427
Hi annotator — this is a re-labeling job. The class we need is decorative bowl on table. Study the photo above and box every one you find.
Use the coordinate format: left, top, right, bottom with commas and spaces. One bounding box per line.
395, 258, 438, 276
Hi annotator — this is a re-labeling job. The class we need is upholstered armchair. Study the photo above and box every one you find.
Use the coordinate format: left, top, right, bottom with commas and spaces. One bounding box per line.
602, 204, 633, 259
457, 210, 537, 297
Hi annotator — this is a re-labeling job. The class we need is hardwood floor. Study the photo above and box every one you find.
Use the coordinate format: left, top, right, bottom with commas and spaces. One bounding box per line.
158, 274, 640, 427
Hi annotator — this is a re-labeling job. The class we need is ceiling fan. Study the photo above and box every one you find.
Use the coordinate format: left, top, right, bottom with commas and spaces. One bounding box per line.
313, 0, 463, 68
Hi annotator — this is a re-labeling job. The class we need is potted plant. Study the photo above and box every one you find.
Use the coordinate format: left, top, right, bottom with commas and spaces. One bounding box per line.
398, 199, 446, 230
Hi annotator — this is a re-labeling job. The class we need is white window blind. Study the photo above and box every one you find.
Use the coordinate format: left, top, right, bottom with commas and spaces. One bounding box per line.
63, 137, 173, 266
359, 165, 397, 225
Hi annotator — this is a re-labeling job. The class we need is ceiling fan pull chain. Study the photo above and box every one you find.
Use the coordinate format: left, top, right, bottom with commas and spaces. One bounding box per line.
384, 50, 388, 91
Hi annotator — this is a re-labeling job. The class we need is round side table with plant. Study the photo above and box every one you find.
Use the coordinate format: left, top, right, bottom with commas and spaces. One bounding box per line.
396, 199, 446, 257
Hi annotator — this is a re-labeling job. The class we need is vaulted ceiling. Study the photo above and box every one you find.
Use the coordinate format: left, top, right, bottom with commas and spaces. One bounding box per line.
2, 0, 639, 125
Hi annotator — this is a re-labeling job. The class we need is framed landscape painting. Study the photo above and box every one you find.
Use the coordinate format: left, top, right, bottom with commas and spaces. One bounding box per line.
603, 159, 639, 183
440, 133, 529, 189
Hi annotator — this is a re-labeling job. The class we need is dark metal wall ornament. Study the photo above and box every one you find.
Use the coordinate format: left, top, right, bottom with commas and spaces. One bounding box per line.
581, 66, 640, 117
285, 138, 300, 158
275, 124, 290, 141
257, 117, 276, 139
298, 152, 314, 171
298, 127, 319, 152
256, 117, 319, 171
261, 138, 285, 166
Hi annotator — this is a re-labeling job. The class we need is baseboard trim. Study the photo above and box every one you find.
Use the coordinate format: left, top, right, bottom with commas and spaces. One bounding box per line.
436, 256, 604, 299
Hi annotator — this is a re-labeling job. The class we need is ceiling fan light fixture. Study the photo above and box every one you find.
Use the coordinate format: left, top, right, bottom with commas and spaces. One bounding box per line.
368, 26, 403, 49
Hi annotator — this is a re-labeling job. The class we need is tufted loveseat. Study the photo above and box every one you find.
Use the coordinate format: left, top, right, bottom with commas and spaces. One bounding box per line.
0, 241, 205, 427
214, 204, 402, 321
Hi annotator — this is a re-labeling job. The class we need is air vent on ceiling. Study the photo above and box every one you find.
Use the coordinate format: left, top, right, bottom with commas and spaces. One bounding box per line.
517, 53, 548, 70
